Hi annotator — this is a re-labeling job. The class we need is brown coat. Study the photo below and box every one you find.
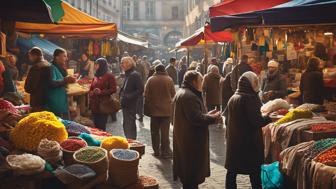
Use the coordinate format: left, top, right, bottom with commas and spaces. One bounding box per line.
172, 83, 216, 185
202, 72, 222, 106
24, 60, 50, 111
144, 71, 175, 117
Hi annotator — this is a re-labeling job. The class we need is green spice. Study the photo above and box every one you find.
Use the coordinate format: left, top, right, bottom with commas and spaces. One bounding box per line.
75, 148, 105, 162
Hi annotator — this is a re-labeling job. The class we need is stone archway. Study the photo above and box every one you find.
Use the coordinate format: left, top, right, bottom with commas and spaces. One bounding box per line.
163, 30, 183, 47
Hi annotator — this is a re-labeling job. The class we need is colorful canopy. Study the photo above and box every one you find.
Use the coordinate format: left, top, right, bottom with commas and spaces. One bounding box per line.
0, 0, 63, 23
176, 24, 233, 48
211, 0, 336, 32
209, 0, 290, 17
15, 1, 117, 38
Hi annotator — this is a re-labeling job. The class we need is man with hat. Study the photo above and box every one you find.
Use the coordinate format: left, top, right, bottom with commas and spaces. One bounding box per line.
260, 60, 287, 103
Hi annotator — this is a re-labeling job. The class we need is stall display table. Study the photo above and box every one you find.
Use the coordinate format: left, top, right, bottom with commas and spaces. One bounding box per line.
66, 83, 90, 119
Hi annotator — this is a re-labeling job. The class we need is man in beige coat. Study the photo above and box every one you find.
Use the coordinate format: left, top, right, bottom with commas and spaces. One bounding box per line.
144, 64, 176, 158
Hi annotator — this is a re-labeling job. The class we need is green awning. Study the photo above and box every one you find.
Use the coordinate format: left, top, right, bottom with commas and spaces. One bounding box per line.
43, 0, 65, 23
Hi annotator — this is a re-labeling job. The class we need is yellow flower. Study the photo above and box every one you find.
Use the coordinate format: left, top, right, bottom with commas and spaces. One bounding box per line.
276, 109, 313, 125
101, 136, 129, 152
10, 111, 68, 152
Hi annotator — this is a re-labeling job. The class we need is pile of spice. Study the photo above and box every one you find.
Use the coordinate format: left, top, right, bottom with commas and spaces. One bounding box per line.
112, 149, 138, 161
101, 136, 129, 151
10, 111, 68, 152
276, 109, 313, 125
75, 147, 106, 162
316, 146, 336, 164
304, 138, 336, 160
61, 138, 87, 152
88, 128, 112, 137
310, 123, 336, 132
38, 138, 62, 163
61, 119, 91, 136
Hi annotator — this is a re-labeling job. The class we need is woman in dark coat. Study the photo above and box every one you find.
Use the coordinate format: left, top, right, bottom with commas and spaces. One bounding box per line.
224, 71, 271, 189
172, 70, 221, 189
300, 57, 324, 105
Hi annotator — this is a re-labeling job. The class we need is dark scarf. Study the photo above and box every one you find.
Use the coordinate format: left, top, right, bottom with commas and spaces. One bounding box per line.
182, 81, 203, 100
51, 61, 68, 77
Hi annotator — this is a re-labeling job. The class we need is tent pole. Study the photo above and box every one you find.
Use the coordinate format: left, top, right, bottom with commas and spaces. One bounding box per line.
187, 48, 190, 66
204, 39, 208, 74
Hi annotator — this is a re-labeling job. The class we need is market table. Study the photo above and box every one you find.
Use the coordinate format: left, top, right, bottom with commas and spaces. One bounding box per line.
66, 83, 90, 120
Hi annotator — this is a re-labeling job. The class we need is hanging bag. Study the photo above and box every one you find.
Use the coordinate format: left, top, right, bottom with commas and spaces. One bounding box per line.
98, 76, 121, 114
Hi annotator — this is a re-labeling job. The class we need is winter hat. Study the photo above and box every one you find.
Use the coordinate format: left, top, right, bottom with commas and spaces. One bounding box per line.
241, 71, 259, 92
268, 60, 279, 68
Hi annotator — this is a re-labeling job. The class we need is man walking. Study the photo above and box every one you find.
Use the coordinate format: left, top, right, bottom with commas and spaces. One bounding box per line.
120, 56, 144, 139
230, 55, 252, 92
166, 57, 178, 85
144, 64, 175, 158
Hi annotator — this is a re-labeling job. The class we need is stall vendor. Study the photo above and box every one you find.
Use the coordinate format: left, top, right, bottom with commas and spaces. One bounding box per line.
260, 60, 287, 103
46, 48, 76, 118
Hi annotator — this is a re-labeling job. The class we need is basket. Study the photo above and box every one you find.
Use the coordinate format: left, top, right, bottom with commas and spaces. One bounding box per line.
61, 137, 87, 166
313, 144, 336, 166
128, 139, 145, 157
109, 149, 140, 188
73, 147, 109, 187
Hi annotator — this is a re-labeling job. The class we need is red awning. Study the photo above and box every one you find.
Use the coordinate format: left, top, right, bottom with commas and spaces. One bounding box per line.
209, 0, 290, 18
176, 24, 233, 48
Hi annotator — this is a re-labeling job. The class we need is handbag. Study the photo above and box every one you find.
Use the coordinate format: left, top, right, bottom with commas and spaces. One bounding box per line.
261, 161, 284, 189
99, 95, 121, 114
98, 78, 121, 114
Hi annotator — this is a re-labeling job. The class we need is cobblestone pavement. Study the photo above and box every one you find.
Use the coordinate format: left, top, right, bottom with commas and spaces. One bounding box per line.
107, 112, 252, 189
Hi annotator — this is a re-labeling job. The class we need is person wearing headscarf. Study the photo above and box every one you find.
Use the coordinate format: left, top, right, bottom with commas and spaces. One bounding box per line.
46, 48, 76, 118
144, 64, 175, 158
300, 57, 325, 105
224, 71, 271, 189
89, 58, 117, 131
260, 60, 287, 103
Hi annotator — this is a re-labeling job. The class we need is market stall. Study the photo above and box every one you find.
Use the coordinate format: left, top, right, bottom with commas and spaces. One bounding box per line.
0, 103, 151, 189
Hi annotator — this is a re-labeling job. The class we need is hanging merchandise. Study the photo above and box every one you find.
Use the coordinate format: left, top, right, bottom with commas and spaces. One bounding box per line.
88, 41, 94, 56
93, 41, 100, 57
287, 42, 298, 61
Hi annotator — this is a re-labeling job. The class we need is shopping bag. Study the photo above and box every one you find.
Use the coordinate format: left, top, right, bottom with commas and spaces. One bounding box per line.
261, 161, 284, 189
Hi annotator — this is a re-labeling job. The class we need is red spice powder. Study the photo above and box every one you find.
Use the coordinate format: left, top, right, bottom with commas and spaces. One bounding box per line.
61, 138, 86, 151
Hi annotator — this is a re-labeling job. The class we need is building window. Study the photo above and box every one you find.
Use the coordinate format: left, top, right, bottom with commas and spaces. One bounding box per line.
172, 6, 178, 19
133, 1, 139, 20
145, 0, 155, 20
123, 0, 131, 20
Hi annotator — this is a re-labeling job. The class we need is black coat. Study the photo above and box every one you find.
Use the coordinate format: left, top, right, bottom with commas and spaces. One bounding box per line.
172, 83, 216, 185
224, 77, 271, 174
221, 73, 234, 108
300, 70, 324, 105
120, 68, 144, 109
230, 62, 252, 92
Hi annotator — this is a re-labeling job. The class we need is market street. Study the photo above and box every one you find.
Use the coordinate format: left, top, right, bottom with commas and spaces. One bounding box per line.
107, 113, 252, 189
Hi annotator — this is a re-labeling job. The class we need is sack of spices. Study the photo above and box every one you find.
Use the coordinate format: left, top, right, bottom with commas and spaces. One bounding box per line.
6, 153, 45, 175
109, 149, 140, 188
54, 164, 96, 184
73, 146, 109, 185
60, 137, 87, 166
37, 138, 62, 165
